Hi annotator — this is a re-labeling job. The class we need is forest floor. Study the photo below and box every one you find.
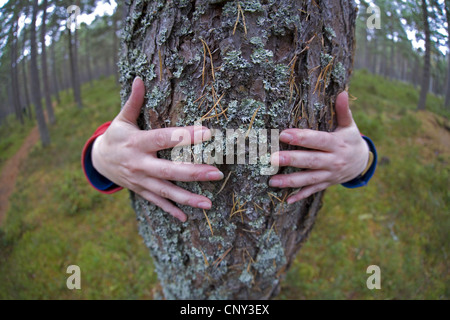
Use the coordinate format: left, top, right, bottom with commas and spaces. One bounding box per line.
0, 72, 448, 300
0, 126, 39, 226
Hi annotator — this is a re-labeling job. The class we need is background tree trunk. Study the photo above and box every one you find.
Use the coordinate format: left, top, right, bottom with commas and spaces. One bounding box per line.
30, 0, 51, 146
68, 27, 83, 109
444, 0, 450, 109
50, 36, 61, 105
40, 0, 56, 124
21, 28, 33, 119
10, 18, 24, 125
417, 0, 431, 111
119, 0, 356, 300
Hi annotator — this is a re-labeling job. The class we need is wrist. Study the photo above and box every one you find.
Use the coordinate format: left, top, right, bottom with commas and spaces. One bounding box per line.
92, 135, 106, 176
342, 136, 378, 189
358, 140, 371, 177
360, 151, 375, 177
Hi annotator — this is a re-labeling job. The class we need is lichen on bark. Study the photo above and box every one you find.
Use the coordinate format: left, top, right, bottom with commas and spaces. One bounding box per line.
119, 0, 357, 300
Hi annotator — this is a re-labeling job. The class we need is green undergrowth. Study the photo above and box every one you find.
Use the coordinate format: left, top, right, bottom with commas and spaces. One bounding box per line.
0, 114, 35, 173
281, 70, 449, 299
0, 71, 448, 299
0, 77, 157, 299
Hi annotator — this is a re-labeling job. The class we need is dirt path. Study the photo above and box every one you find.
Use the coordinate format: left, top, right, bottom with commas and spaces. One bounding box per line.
0, 126, 40, 226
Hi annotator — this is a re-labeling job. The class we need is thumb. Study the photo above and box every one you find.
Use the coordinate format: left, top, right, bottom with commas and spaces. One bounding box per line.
119, 77, 146, 123
335, 91, 353, 128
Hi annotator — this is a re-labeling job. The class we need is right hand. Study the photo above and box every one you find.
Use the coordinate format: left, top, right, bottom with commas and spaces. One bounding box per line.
92, 77, 224, 223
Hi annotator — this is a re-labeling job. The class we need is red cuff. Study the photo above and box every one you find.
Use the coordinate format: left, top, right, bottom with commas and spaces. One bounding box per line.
82, 122, 123, 194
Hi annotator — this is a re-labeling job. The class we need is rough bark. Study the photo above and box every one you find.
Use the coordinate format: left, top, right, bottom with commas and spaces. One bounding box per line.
119, 0, 356, 300
30, 0, 51, 146
40, 0, 56, 124
417, 0, 431, 111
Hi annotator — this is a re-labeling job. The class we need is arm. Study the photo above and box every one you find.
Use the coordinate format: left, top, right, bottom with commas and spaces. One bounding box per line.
269, 91, 378, 204
82, 77, 224, 222
82, 121, 123, 194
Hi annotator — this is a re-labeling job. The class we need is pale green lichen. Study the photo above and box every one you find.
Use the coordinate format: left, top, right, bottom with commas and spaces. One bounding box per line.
239, 268, 254, 287
251, 48, 274, 65
223, 50, 251, 70
146, 86, 169, 109
332, 62, 346, 86
320, 53, 334, 68
253, 230, 286, 278
325, 26, 336, 39
240, 0, 263, 13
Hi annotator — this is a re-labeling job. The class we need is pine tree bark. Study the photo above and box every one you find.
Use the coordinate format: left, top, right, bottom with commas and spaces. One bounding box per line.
40, 0, 56, 124
30, 0, 51, 146
119, 0, 356, 300
417, 0, 431, 111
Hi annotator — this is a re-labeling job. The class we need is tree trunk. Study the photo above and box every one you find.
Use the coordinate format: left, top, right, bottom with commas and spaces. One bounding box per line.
10, 18, 24, 125
444, 1, 450, 109
50, 37, 61, 105
21, 28, 33, 120
40, 0, 56, 124
68, 27, 83, 109
418, 0, 431, 111
30, 0, 51, 146
120, 0, 356, 300
112, 11, 120, 84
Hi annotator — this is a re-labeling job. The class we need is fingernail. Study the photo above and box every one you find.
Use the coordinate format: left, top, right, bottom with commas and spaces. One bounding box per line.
287, 198, 295, 205
133, 76, 142, 85
194, 128, 211, 142
270, 179, 282, 188
206, 171, 224, 180
280, 133, 294, 143
198, 202, 212, 210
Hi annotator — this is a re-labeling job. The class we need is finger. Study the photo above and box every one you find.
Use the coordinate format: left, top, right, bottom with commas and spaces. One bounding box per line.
147, 159, 224, 182
139, 190, 188, 222
335, 91, 354, 128
119, 77, 146, 123
280, 129, 337, 152
287, 182, 330, 204
269, 170, 329, 189
143, 178, 213, 210
271, 151, 333, 170
140, 126, 212, 153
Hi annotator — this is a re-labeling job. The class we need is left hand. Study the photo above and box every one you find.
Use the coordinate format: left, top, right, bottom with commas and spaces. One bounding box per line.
269, 91, 370, 204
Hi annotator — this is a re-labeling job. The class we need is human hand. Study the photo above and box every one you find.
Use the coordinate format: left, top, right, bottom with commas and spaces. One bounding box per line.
91, 77, 224, 222
269, 92, 370, 204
